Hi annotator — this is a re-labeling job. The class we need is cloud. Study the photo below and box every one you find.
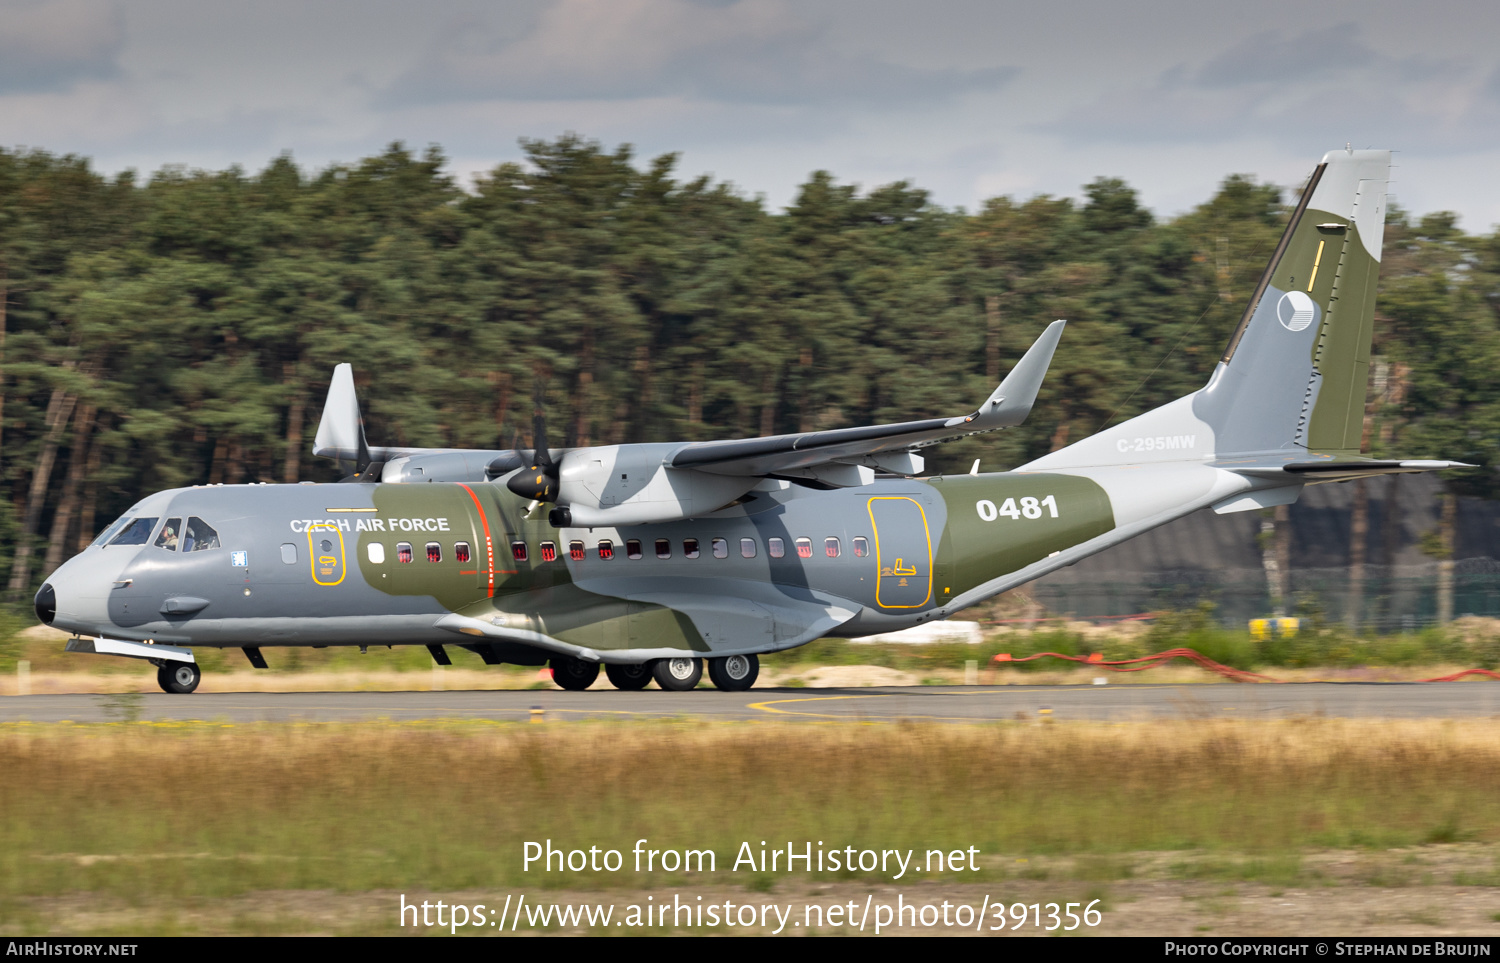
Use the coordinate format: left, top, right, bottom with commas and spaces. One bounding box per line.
1193, 23, 1375, 88
382, 0, 1014, 107
1041, 23, 1500, 155
0, 0, 123, 94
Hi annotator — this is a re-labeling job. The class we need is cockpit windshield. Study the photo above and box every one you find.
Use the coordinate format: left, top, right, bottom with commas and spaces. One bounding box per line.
183, 517, 220, 552
107, 517, 160, 547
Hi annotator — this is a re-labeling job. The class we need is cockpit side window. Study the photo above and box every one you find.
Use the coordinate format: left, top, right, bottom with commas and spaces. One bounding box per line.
154, 518, 183, 551
108, 517, 159, 546
183, 517, 221, 553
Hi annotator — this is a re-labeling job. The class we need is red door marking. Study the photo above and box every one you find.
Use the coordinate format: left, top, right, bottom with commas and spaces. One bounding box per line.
457, 483, 496, 598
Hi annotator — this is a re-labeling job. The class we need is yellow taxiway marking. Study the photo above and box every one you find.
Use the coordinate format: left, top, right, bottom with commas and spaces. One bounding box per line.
747, 694, 891, 718
748, 693, 1011, 723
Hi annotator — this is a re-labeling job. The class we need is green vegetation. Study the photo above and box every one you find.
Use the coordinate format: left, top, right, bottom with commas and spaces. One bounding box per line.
2, 137, 1498, 600
7, 601, 1500, 677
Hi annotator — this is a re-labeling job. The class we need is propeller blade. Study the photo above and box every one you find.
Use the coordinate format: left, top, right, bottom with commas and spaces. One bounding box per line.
504, 381, 560, 501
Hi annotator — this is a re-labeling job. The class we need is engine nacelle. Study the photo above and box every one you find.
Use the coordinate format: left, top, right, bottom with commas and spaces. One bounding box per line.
380, 450, 514, 484
552, 444, 755, 526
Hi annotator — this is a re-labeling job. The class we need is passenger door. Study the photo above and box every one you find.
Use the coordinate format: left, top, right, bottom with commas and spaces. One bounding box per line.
867, 496, 933, 609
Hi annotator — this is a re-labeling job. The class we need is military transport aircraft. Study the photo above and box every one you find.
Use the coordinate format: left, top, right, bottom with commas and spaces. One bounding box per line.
35, 149, 1468, 694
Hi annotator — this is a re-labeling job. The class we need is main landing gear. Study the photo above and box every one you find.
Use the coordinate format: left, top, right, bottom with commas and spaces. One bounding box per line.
652, 657, 702, 691
549, 656, 600, 691
551, 654, 760, 692
604, 662, 652, 690
707, 654, 759, 691
156, 662, 201, 694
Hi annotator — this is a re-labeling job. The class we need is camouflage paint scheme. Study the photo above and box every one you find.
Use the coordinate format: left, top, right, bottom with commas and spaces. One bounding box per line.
47, 470, 1114, 663
42, 149, 1466, 675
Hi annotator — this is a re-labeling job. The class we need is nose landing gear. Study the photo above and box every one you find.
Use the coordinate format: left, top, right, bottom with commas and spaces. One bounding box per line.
156, 662, 201, 694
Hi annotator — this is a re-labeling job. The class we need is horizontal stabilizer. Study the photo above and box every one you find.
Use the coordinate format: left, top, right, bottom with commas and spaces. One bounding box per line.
1228, 458, 1473, 482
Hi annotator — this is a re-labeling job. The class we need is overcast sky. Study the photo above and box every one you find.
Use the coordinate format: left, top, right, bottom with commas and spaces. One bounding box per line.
5, 0, 1500, 227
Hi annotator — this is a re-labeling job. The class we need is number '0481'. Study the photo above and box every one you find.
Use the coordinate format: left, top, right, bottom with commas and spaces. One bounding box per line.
976, 496, 1059, 522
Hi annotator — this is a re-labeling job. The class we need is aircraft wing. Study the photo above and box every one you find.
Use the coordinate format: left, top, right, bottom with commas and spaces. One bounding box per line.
311, 321, 1064, 524
670, 319, 1066, 479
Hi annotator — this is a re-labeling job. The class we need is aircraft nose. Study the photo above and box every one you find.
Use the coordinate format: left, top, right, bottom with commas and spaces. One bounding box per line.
35, 583, 57, 625
42, 549, 132, 636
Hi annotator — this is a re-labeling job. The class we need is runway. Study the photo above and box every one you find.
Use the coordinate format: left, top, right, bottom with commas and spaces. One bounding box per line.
4, 682, 1500, 723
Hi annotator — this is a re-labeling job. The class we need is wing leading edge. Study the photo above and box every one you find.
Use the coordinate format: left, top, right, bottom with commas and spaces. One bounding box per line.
670, 319, 1066, 478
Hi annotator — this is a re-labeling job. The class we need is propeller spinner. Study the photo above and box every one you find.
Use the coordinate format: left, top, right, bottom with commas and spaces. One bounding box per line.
504, 410, 559, 502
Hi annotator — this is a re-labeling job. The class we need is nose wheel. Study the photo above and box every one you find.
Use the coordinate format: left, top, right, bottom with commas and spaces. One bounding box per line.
157, 662, 201, 694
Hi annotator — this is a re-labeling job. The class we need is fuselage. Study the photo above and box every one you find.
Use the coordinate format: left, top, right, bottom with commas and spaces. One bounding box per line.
40, 470, 1121, 662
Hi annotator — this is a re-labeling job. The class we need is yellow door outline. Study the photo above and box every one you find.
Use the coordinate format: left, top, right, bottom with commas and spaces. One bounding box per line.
306, 522, 347, 586
867, 496, 933, 609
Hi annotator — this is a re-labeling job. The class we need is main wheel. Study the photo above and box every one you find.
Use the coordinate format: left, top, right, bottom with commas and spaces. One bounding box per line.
157, 662, 201, 694
651, 657, 702, 691
605, 662, 652, 691
707, 654, 759, 692
550, 656, 599, 691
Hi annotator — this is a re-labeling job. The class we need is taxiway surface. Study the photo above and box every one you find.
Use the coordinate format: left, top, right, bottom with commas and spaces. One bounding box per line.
3, 682, 1499, 723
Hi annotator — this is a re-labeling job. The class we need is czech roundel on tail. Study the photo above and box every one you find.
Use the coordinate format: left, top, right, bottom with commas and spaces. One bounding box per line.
36, 149, 1469, 693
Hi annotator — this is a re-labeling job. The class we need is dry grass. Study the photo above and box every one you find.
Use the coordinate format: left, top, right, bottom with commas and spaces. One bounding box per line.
6, 663, 1497, 695
3, 718, 1500, 903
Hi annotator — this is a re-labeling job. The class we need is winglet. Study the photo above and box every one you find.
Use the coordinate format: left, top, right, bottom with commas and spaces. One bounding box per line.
312, 363, 367, 460
967, 319, 1065, 429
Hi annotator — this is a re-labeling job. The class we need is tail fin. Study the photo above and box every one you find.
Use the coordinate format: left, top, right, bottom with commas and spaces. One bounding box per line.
1024, 148, 1390, 471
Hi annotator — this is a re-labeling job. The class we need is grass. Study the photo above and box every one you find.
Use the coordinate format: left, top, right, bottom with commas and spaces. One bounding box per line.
7, 597, 1500, 681
3, 718, 1500, 902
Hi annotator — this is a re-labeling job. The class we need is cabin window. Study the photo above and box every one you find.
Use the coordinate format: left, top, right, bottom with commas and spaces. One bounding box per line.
366, 542, 384, 564
598, 539, 614, 560
569, 540, 586, 561
108, 517, 159, 547
853, 536, 869, 558
711, 537, 728, 559
683, 538, 701, 559
281, 543, 298, 564
155, 518, 183, 551
426, 542, 442, 563
768, 537, 785, 558
795, 537, 813, 559
626, 539, 642, 559
825, 537, 841, 558
655, 538, 671, 559
540, 541, 557, 562
183, 517, 220, 553
397, 542, 413, 563
512, 541, 529, 563
455, 542, 472, 563
740, 537, 756, 558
